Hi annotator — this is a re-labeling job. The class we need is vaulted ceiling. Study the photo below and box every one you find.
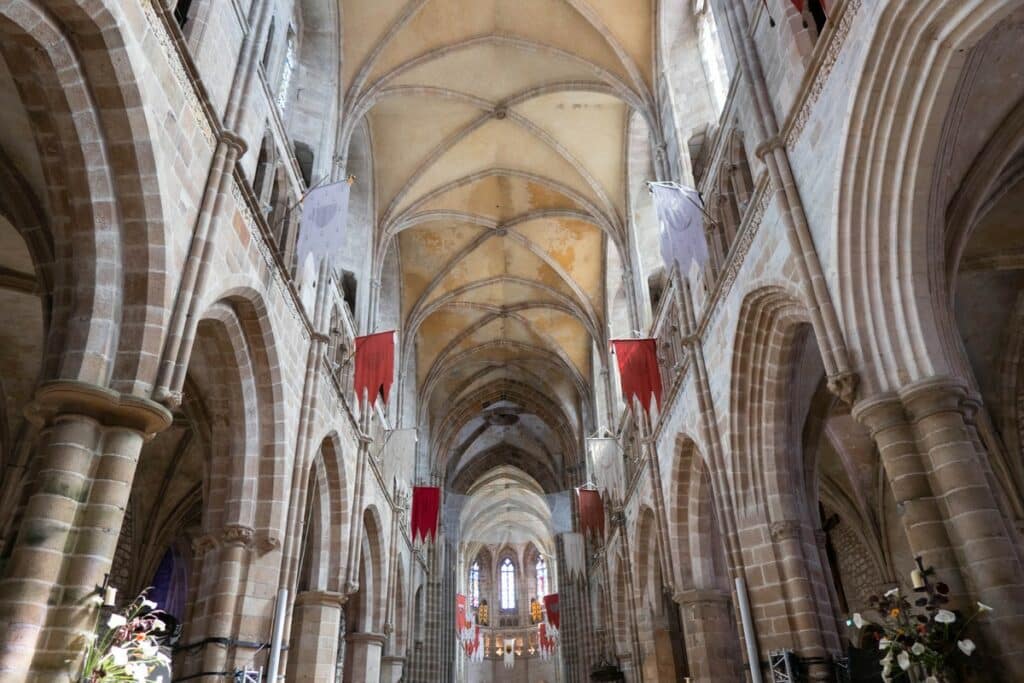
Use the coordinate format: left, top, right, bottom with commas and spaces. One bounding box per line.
340, 0, 659, 499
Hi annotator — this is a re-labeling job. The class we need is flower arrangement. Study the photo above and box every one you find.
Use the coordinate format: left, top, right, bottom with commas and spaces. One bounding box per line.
79, 592, 171, 682
850, 582, 991, 683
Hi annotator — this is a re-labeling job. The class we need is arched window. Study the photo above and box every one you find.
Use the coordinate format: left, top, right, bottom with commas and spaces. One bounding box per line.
536, 557, 548, 597
500, 558, 516, 610
469, 561, 481, 607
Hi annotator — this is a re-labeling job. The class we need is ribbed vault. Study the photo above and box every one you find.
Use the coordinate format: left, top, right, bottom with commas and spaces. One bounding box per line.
340, 0, 658, 535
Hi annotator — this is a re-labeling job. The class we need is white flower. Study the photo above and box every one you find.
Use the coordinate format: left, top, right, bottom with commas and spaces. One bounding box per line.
127, 661, 149, 682
878, 637, 891, 650
884, 587, 899, 598
138, 640, 158, 658
151, 617, 166, 632
911, 642, 925, 656
957, 638, 976, 656
107, 613, 127, 629
109, 646, 128, 667
852, 613, 866, 628
897, 651, 911, 671
977, 601, 993, 613
934, 609, 956, 624
140, 598, 157, 610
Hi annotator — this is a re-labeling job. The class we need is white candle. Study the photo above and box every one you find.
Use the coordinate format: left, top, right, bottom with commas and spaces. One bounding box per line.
910, 568, 925, 590
104, 585, 118, 606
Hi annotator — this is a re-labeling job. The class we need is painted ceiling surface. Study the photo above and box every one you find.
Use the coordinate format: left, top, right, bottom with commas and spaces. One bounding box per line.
341, 0, 656, 546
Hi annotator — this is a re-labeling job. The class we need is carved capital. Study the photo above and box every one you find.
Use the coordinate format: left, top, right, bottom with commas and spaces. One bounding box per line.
769, 520, 801, 542
221, 524, 255, 547
191, 533, 219, 557
754, 135, 784, 160
257, 535, 281, 554
826, 370, 859, 406
851, 391, 907, 436
898, 375, 969, 423
219, 130, 248, 157
27, 380, 173, 438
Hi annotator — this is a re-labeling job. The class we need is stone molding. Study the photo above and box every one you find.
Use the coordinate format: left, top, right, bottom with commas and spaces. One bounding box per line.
346, 632, 387, 646
26, 380, 173, 437
295, 590, 348, 608
898, 375, 969, 423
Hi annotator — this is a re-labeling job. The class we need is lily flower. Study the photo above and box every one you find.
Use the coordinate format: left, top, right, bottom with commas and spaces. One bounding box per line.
957, 639, 976, 656
934, 609, 956, 624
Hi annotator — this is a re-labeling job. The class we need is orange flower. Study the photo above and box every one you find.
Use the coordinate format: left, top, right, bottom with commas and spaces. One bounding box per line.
890, 608, 900, 618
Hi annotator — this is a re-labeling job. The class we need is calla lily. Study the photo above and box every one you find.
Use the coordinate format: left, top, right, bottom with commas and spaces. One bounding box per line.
140, 598, 157, 610
878, 637, 891, 650
897, 651, 911, 671
934, 609, 956, 624
107, 613, 127, 628
109, 646, 128, 667
957, 639, 976, 656
852, 613, 866, 628
977, 602, 993, 613
884, 587, 899, 598
911, 642, 925, 656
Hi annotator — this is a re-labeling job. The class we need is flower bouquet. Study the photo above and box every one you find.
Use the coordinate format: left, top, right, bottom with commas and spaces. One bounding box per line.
850, 583, 991, 683
79, 592, 172, 682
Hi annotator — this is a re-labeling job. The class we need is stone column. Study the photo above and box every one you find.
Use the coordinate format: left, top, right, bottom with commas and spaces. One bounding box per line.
379, 655, 404, 683
346, 632, 385, 682
769, 521, 832, 681
675, 589, 741, 683
0, 381, 170, 679
287, 591, 345, 682
201, 524, 255, 675
856, 377, 1024, 680
900, 378, 1024, 676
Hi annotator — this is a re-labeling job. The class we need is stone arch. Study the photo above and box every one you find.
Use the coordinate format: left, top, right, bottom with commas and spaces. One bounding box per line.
729, 283, 813, 522
667, 434, 702, 592
0, 1, 169, 393
297, 434, 350, 594
354, 505, 387, 633
193, 288, 287, 543
835, 0, 1024, 395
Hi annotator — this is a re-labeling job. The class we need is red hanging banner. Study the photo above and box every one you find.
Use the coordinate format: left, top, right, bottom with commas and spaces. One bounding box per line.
576, 488, 605, 539
791, 0, 804, 11
354, 331, 395, 407
543, 594, 560, 635
456, 594, 472, 642
411, 486, 441, 544
611, 339, 662, 416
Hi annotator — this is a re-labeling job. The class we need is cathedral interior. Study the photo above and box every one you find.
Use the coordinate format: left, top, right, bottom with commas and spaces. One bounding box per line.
1, 0, 1024, 681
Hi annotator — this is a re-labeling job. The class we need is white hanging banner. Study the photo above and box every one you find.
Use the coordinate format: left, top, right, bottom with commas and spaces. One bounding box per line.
588, 437, 624, 502
650, 181, 709, 275
381, 427, 417, 493
561, 532, 586, 582
296, 180, 351, 269
503, 639, 516, 669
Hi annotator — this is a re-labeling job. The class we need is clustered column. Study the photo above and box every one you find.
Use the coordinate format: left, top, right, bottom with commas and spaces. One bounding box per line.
855, 376, 1024, 679
0, 381, 171, 677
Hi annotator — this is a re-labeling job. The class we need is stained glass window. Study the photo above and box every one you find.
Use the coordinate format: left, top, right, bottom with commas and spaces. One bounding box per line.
500, 558, 516, 609
469, 561, 480, 607
536, 556, 548, 597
